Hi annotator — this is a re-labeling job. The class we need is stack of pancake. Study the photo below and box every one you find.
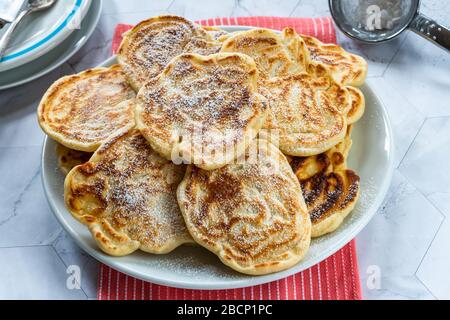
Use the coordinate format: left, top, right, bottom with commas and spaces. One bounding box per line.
37, 15, 367, 275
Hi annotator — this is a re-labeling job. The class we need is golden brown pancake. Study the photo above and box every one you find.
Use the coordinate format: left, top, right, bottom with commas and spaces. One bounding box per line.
37, 65, 136, 152
220, 28, 363, 156
201, 26, 229, 40
289, 127, 360, 237
220, 28, 310, 79
56, 144, 92, 175
65, 128, 193, 256
301, 35, 368, 86
177, 139, 311, 275
183, 36, 223, 56
260, 62, 348, 156
135, 53, 268, 170
117, 15, 219, 90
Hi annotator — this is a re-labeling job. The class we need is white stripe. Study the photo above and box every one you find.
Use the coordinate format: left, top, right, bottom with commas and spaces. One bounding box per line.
348, 242, 357, 298
267, 283, 272, 300
320, 18, 325, 37
133, 277, 137, 300
341, 249, 349, 299
116, 272, 119, 300
259, 284, 263, 300
332, 255, 340, 299
317, 264, 323, 300
149, 283, 152, 300
284, 278, 288, 300
300, 272, 305, 299
293, 274, 298, 300
276, 281, 281, 300
324, 259, 331, 299
311, 17, 318, 37
107, 267, 112, 300
98, 265, 104, 300
327, 17, 334, 42
309, 268, 314, 300
141, 280, 144, 300
124, 275, 128, 300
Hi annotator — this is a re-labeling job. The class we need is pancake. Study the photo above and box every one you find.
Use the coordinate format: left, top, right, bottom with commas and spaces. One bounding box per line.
56, 144, 92, 175
220, 28, 310, 79
37, 65, 136, 152
64, 128, 193, 256
183, 36, 223, 56
260, 62, 348, 157
135, 53, 268, 170
301, 35, 368, 86
289, 127, 360, 237
177, 139, 311, 275
201, 26, 229, 40
346, 85, 365, 124
117, 15, 216, 90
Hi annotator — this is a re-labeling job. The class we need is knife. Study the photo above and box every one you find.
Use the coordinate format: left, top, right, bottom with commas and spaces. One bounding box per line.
0, 0, 25, 27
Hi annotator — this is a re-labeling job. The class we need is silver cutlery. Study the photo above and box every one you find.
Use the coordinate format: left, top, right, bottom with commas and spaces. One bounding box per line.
0, 0, 25, 28
0, 0, 56, 59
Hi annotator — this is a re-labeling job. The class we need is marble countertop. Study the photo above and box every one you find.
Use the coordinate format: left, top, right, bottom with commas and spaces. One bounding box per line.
0, 0, 449, 300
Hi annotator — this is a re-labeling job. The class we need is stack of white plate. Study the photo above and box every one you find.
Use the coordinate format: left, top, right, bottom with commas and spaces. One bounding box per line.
0, 0, 103, 90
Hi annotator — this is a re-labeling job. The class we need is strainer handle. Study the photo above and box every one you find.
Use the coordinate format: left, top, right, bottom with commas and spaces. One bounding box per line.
410, 13, 450, 51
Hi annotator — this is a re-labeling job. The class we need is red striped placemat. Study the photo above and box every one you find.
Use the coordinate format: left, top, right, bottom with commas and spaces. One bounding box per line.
99, 16, 362, 301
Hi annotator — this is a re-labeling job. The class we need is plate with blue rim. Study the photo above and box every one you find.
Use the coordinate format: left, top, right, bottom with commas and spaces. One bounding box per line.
0, 0, 91, 72
0, 0, 101, 90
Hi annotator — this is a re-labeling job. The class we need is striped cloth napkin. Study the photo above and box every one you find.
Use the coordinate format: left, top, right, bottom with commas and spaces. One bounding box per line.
100, 16, 362, 301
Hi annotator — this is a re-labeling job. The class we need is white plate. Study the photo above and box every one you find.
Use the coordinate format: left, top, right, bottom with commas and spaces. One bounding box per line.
41, 26, 394, 290
0, 0, 101, 90
0, 0, 91, 72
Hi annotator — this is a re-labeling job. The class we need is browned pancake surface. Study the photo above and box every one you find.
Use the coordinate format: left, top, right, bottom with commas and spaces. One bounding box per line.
302, 35, 368, 86
118, 15, 221, 90
38, 65, 136, 152
289, 127, 360, 237
65, 129, 192, 256
135, 53, 268, 170
177, 140, 311, 275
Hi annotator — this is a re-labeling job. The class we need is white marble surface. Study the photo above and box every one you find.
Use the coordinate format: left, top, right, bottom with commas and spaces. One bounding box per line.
0, 0, 449, 300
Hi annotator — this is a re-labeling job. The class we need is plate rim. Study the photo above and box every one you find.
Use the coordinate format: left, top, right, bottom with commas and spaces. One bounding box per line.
41, 26, 395, 290
0, 0, 92, 72
0, 0, 102, 90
